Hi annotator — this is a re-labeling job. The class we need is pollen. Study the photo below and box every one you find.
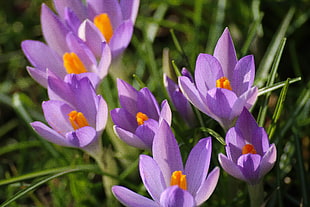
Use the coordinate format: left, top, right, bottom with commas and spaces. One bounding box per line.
170, 171, 187, 190
63, 52, 88, 74
216, 77, 232, 90
68, 111, 89, 130
136, 112, 149, 126
242, 144, 257, 154
93, 13, 113, 43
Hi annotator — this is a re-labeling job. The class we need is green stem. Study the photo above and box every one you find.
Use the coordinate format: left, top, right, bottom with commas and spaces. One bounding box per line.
248, 181, 264, 207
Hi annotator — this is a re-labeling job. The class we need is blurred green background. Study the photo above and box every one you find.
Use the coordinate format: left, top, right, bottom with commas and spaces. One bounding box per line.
0, 0, 309, 206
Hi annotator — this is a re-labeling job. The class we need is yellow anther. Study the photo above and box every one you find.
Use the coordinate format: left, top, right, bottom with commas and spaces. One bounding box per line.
136, 112, 149, 126
68, 111, 89, 130
63, 52, 88, 74
242, 144, 257, 155
93, 13, 113, 43
170, 171, 187, 190
216, 77, 232, 90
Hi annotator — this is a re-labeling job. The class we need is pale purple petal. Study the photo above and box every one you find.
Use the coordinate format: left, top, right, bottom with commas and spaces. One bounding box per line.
109, 20, 134, 58
237, 153, 261, 185
97, 42, 112, 79
179, 76, 210, 115
235, 108, 259, 143
111, 108, 137, 132
160, 186, 195, 207
47, 73, 75, 104
66, 126, 97, 148
135, 119, 158, 149
139, 155, 166, 202
42, 100, 73, 134
113, 126, 149, 149
64, 7, 82, 33
21, 40, 66, 78
152, 120, 183, 186
251, 127, 270, 155
41, 4, 70, 55
240, 86, 258, 108
112, 186, 158, 207
231, 55, 255, 96
195, 167, 220, 205
27, 66, 48, 88
218, 153, 245, 181
194, 53, 223, 93
53, 0, 86, 20
117, 79, 138, 115
120, 0, 140, 23
185, 138, 212, 195
96, 96, 108, 132
137, 88, 160, 120
31, 121, 72, 147
213, 27, 238, 79
159, 100, 172, 125
225, 128, 245, 163
259, 144, 277, 179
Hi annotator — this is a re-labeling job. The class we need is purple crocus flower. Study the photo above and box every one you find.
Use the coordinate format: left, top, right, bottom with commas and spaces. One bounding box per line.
53, 0, 140, 59
111, 79, 171, 150
164, 68, 196, 127
179, 28, 258, 130
218, 108, 277, 185
30, 74, 108, 156
112, 120, 220, 207
21, 3, 112, 88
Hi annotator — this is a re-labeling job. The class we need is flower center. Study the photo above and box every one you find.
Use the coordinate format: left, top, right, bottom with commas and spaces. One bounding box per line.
93, 13, 113, 43
63, 52, 88, 74
216, 77, 232, 90
170, 171, 187, 190
242, 144, 257, 154
136, 112, 149, 126
68, 111, 89, 130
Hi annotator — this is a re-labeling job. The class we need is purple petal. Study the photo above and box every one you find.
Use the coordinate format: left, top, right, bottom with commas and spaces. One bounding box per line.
160, 186, 196, 207
137, 88, 160, 120
231, 55, 255, 96
111, 108, 137, 132
185, 138, 212, 195
195, 167, 220, 205
42, 100, 74, 134
66, 126, 97, 148
97, 42, 112, 79
30, 121, 71, 147
21, 40, 66, 79
96, 95, 108, 132
78, 20, 105, 58
194, 53, 223, 94
120, 0, 140, 23
53, 0, 86, 20
112, 186, 157, 207
135, 119, 158, 149
181, 68, 194, 82
235, 108, 259, 143
117, 79, 138, 115
47, 73, 75, 104
109, 20, 134, 58
139, 155, 166, 202
237, 153, 261, 185
41, 4, 70, 55
213, 28, 238, 79
218, 153, 245, 181
178, 76, 210, 115
251, 127, 270, 156
113, 126, 149, 149
64, 7, 82, 33
259, 144, 277, 179
152, 120, 183, 186
225, 128, 245, 163
240, 86, 258, 108
27, 66, 48, 88
159, 100, 172, 125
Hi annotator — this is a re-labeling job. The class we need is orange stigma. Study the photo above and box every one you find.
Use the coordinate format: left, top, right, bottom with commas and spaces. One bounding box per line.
136, 112, 149, 126
170, 171, 187, 190
63, 52, 88, 74
93, 13, 113, 43
68, 111, 89, 130
216, 77, 232, 90
242, 144, 257, 154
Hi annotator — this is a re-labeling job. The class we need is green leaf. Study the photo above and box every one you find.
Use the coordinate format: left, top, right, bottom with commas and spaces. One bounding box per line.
258, 77, 301, 96
200, 127, 226, 145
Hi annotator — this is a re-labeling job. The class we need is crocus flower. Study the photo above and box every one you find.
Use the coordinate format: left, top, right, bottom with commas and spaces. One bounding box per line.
179, 28, 258, 130
218, 108, 277, 185
21, 4, 112, 88
111, 79, 171, 150
164, 68, 196, 127
30, 74, 108, 157
53, 0, 140, 59
112, 120, 220, 206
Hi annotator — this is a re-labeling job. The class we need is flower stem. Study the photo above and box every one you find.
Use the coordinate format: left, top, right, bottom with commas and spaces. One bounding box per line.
247, 181, 264, 207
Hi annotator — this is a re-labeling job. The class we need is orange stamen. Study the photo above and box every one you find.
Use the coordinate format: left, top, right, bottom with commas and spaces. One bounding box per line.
242, 144, 257, 154
93, 13, 113, 43
216, 77, 232, 90
136, 112, 149, 126
68, 111, 89, 130
170, 171, 187, 190
63, 52, 88, 74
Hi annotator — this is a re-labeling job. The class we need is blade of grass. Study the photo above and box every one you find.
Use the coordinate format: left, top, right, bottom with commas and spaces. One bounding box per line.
258, 77, 301, 96
200, 127, 226, 145
170, 29, 191, 69
0, 141, 40, 156
255, 7, 295, 87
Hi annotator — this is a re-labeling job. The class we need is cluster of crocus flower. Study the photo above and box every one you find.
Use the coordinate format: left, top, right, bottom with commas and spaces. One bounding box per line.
21, 0, 278, 204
